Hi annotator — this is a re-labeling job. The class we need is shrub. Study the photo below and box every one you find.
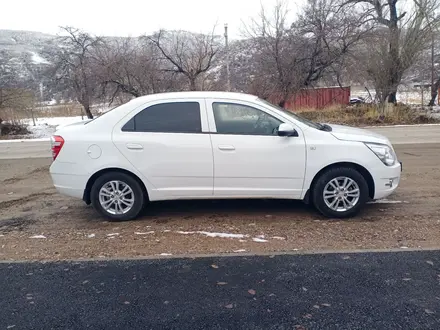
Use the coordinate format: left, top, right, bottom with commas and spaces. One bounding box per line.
298, 104, 440, 126
0, 119, 30, 136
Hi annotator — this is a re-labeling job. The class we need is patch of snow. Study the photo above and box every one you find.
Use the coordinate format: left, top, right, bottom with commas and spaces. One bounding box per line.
176, 231, 247, 239
252, 237, 268, 243
368, 199, 408, 204
106, 233, 120, 237
29, 235, 46, 239
233, 249, 247, 253
134, 231, 154, 235
87, 234, 95, 238
23, 116, 87, 138
272, 236, 286, 240
44, 99, 58, 106
159, 253, 173, 256
29, 51, 49, 64
176, 231, 195, 235
198, 231, 247, 239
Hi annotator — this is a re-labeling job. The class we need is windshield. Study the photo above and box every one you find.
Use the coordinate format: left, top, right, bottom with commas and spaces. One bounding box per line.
258, 98, 323, 130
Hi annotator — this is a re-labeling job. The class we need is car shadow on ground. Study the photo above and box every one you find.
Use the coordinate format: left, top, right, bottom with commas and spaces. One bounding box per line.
142, 199, 316, 218
80, 198, 391, 224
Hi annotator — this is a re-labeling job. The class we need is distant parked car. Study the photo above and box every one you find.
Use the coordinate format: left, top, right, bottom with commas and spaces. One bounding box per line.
349, 96, 366, 105
49, 92, 402, 221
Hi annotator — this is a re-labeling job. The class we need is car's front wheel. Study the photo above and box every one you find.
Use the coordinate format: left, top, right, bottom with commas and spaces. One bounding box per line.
312, 167, 369, 218
90, 172, 145, 221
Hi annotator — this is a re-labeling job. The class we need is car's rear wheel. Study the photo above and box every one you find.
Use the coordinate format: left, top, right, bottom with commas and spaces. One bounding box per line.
312, 167, 369, 218
90, 172, 145, 221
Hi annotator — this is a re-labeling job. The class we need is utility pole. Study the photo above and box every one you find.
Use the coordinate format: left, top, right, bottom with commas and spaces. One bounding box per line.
431, 33, 435, 103
224, 23, 231, 92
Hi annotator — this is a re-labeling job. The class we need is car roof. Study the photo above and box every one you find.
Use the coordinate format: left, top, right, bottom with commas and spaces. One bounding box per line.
131, 91, 260, 103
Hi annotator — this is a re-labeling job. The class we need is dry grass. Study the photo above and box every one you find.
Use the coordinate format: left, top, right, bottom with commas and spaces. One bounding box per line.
298, 104, 440, 126
35, 104, 84, 117
0, 103, 95, 122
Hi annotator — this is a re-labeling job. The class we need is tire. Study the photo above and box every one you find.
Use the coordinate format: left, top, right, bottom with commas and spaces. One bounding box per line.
312, 167, 369, 218
90, 172, 145, 221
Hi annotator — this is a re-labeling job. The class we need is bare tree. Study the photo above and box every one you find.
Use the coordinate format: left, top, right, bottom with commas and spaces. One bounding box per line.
95, 37, 182, 103
244, 0, 368, 107
50, 27, 102, 119
340, 0, 440, 103
0, 51, 32, 113
147, 29, 221, 91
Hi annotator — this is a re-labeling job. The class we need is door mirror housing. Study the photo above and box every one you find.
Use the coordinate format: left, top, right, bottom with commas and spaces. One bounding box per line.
277, 123, 298, 137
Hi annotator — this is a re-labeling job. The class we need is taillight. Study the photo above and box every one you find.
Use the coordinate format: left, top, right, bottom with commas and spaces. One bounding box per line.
51, 135, 64, 160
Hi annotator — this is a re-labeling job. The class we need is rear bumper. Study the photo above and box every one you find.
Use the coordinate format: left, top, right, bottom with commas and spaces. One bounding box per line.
372, 161, 402, 200
50, 171, 88, 200
50, 161, 89, 200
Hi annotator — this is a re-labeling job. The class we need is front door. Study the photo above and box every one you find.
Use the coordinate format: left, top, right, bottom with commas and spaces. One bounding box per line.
206, 100, 306, 198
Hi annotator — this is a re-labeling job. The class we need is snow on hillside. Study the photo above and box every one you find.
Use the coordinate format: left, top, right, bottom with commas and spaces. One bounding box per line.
30, 51, 49, 64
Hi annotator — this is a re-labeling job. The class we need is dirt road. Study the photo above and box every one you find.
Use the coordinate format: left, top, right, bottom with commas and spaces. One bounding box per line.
1, 143, 439, 261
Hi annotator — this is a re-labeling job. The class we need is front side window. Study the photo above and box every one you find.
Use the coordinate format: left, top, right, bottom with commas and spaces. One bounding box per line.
122, 102, 202, 133
213, 102, 282, 136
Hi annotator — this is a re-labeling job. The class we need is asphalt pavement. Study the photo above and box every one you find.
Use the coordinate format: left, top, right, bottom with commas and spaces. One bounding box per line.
1, 251, 439, 329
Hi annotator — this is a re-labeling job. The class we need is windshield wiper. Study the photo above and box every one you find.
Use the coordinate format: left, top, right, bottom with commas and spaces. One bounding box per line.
318, 123, 332, 132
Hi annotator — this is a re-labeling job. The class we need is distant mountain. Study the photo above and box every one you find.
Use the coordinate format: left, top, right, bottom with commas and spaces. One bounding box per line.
0, 29, 257, 97
0, 29, 55, 62
1, 28, 435, 101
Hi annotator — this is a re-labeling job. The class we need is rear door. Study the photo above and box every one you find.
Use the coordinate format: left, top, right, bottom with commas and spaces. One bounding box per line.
206, 99, 306, 198
113, 99, 213, 200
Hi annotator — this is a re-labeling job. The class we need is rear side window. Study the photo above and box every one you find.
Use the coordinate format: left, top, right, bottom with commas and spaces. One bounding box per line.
122, 102, 202, 133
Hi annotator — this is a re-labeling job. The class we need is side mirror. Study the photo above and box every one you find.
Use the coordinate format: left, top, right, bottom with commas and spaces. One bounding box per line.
277, 123, 298, 137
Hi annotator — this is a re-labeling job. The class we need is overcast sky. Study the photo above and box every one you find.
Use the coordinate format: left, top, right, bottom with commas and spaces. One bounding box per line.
1, 0, 302, 40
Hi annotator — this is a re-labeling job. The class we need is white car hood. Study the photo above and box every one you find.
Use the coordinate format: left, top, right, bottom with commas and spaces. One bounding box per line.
328, 124, 390, 145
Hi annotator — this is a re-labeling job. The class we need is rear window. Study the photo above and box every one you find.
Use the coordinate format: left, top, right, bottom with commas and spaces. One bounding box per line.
122, 102, 201, 133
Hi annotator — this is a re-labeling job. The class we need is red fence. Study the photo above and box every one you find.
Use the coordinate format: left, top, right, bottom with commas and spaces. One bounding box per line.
270, 86, 351, 110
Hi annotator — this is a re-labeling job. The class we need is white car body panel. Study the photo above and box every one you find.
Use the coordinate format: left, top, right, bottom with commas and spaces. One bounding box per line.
49, 91, 401, 210
205, 98, 306, 198
329, 124, 393, 144
112, 98, 214, 200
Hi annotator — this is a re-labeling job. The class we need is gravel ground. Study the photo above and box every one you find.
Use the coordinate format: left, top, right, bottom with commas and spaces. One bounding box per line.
0, 143, 439, 261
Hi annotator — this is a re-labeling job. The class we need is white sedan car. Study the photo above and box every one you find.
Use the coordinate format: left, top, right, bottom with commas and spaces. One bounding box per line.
49, 92, 402, 221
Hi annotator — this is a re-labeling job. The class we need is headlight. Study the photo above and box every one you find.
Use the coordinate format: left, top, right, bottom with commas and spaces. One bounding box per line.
365, 143, 396, 166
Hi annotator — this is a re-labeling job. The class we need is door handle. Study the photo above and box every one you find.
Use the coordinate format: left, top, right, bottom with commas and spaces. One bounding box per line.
126, 143, 143, 150
218, 145, 235, 151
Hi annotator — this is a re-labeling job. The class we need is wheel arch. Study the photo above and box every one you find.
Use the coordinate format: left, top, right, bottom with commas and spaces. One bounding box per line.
304, 162, 375, 204
83, 168, 149, 205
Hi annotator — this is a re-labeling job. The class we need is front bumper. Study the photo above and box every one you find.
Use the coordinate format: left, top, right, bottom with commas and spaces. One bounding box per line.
372, 161, 402, 200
